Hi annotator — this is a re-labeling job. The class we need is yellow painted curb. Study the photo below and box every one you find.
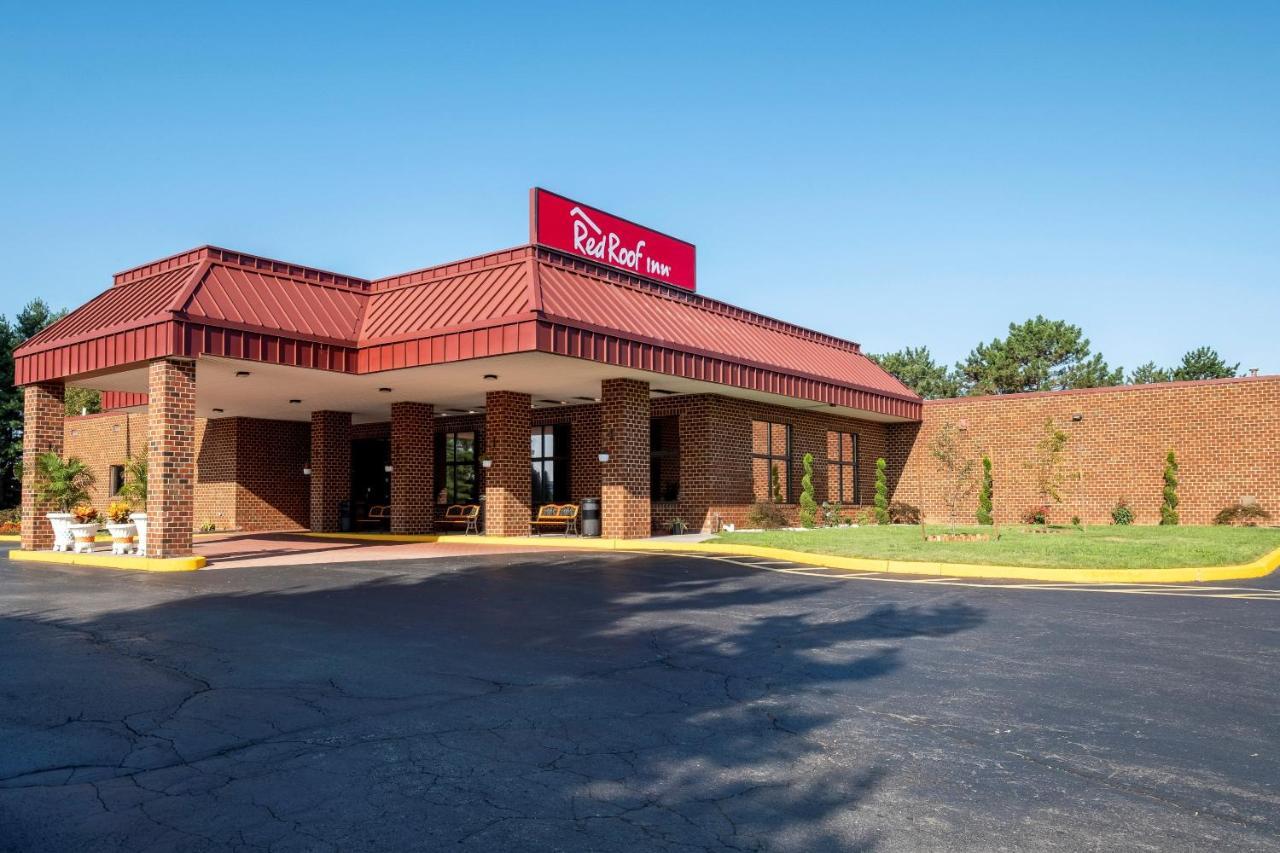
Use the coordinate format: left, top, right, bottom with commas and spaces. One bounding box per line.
336, 534, 1279, 585
8, 549, 205, 572
0, 535, 18, 542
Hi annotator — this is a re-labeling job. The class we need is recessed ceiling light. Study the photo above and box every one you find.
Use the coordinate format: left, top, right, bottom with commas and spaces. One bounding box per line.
652, 388, 677, 395
378, 387, 392, 393
574, 396, 595, 402
235, 371, 251, 378
289, 399, 301, 404
537, 399, 560, 405
212, 408, 224, 414
468, 410, 476, 415
483, 374, 498, 381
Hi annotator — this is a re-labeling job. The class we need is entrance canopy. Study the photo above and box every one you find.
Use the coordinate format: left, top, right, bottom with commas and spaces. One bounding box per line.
15, 244, 921, 421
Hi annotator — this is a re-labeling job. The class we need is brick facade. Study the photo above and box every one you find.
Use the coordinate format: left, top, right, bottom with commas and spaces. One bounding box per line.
20, 382, 65, 550
391, 402, 434, 534
886, 376, 1280, 526
310, 411, 351, 533
147, 359, 196, 557
484, 391, 532, 536
600, 378, 651, 538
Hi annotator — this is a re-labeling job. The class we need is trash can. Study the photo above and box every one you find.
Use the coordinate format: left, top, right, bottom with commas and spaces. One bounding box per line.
339, 500, 353, 533
580, 497, 601, 537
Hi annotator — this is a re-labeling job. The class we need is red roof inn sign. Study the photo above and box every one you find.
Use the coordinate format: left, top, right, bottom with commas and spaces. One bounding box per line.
531, 188, 697, 291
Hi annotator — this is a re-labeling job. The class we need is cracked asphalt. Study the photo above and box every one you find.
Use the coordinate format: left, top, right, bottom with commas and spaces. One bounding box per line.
0, 546, 1277, 852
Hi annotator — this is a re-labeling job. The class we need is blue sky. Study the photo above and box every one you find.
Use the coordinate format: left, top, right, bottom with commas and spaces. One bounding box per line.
2, 2, 1276, 374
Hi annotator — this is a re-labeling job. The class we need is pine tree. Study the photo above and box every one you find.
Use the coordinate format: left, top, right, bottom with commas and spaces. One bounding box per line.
1160, 450, 1179, 525
977, 455, 994, 525
799, 453, 817, 528
874, 458, 889, 524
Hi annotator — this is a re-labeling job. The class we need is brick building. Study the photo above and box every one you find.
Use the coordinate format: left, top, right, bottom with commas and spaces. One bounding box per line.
14, 192, 1278, 557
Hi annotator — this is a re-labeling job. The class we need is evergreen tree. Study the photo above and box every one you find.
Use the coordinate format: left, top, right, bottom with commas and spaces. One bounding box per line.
977, 455, 994, 525
798, 453, 817, 527
1171, 347, 1238, 382
1128, 362, 1172, 384
956, 316, 1122, 394
873, 458, 889, 524
1160, 450, 1179, 525
869, 347, 962, 399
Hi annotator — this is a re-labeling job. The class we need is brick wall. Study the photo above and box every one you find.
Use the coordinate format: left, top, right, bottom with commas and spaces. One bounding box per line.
483, 391, 532, 535
234, 418, 310, 530
147, 359, 196, 557
20, 382, 65, 550
886, 376, 1280, 526
391, 402, 433, 534
601, 378, 651, 538
309, 411, 351, 532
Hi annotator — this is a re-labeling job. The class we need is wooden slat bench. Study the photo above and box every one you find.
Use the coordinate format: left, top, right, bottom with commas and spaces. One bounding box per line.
358, 505, 389, 530
531, 503, 579, 536
439, 504, 481, 535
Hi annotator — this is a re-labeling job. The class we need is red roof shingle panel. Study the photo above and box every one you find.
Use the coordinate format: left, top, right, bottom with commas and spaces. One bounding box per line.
184, 264, 366, 344
360, 260, 533, 344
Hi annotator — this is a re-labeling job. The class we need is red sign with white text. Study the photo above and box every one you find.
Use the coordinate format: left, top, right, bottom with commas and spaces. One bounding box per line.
531, 188, 696, 291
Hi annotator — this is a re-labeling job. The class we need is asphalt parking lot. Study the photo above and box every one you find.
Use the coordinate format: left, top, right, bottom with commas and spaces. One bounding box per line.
1, 546, 1277, 852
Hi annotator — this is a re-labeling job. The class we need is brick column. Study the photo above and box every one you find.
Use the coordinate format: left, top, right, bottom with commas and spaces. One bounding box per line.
484, 391, 531, 536
390, 402, 433, 534
147, 359, 196, 558
19, 382, 65, 550
601, 378, 651, 538
310, 411, 351, 533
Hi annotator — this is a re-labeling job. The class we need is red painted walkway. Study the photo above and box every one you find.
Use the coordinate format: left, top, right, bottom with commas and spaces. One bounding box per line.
194, 531, 541, 569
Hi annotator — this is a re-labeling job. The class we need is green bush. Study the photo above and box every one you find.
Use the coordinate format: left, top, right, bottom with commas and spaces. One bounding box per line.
1213, 503, 1271, 526
1160, 450, 1179, 526
799, 453, 817, 528
1111, 499, 1135, 525
821, 501, 843, 527
874, 458, 890, 524
976, 455, 993, 525
746, 501, 788, 530
1021, 507, 1047, 525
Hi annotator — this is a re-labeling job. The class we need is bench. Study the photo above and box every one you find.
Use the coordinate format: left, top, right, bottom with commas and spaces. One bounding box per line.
531, 503, 579, 536
358, 505, 389, 529
440, 504, 481, 535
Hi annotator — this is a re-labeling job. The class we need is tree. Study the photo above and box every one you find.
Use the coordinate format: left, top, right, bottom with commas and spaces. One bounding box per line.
873, 458, 889, 524
929, 422, 976, 527
956, 316, 1122, 395
33, 452, 95, 512
1171, 347, 1238, 382
869, 347, 962, 399
1025, 418, 1071, 513
1161, 450, 1179, 525
1128, 361, 1172, 385
64, 386, 101, 417
798, 453, 817, 528
976, 455, 993, 525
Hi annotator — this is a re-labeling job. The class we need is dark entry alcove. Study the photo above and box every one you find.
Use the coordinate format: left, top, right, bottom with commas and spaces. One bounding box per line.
352, 438, 391, 528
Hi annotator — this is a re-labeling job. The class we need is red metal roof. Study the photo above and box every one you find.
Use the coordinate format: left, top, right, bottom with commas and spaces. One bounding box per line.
15, 243, 921, 419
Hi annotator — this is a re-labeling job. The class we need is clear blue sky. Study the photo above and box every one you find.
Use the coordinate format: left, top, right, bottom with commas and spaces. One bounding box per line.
2, 2, 1276, 375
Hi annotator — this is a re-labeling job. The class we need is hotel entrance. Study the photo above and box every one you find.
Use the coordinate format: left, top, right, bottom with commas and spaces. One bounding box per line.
352, 437, 390, 530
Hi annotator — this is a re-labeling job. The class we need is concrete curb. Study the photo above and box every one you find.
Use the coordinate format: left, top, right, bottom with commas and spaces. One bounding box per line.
299, 532, 1280, 585
8, 550, 205, 572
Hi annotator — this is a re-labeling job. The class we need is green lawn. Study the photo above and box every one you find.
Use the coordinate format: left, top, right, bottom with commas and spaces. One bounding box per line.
711, 525, 1280, 570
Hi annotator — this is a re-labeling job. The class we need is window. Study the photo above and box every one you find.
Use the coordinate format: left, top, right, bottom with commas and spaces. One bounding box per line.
751, 421, 790, 502
440, 431, 477, 503
109, 465, 125, 496
531, 424, 571, 504
650, 415, 680, 501
826, 431, 859, 503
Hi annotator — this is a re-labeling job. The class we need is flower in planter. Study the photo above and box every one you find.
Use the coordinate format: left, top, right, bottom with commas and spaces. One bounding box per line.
106, 501, 132, 524
73, 503, 100, 524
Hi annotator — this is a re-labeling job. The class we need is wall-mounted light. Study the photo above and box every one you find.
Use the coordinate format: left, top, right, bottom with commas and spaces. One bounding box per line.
384, 464, 393, 473
1071, 412, 1084, 422
481, 457, 493, 469
302, 467, 312, 476
598, 452, 610, 463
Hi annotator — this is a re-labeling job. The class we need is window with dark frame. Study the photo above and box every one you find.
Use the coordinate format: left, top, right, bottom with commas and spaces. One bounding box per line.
751, 420, 790, 502
531, 424, 571, 504
440, 431, 477, 503
109, 464, 125, 496
650, 415, 680, 501
826, 431, 859, 503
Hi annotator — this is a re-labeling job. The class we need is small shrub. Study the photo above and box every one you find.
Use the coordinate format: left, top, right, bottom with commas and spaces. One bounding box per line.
1111, 499, 1135, 526
72, 503, 100, 524
746, 501, 788, 530
888, 501, 921, 525
199, 520, 218, 533
1071, 515, 1081, 528
1160, 450, 1179, 526
976, 455, 994, 525
822, 501, 843, 527
1214, 503, 1272, 527
0, 520, 19, 535
106, 501, 132, 524
799, 453, 817, 528
874, 458, 890, 524
1022, 507, 1047, 525
858, 509, 875, 526
0, 507, 19, 525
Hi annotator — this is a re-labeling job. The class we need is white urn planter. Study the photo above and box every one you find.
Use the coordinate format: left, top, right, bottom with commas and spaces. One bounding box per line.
68, 522, 100, 554
131, 512, 148, 557
46, 512, 74, 552
105, 522, 138, 555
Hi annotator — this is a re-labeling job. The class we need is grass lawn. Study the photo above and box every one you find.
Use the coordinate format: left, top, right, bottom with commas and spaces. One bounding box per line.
711, 525, 1280, 570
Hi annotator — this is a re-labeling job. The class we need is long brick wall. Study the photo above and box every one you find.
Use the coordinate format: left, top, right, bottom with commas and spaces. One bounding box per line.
886, 376, 1280, 526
